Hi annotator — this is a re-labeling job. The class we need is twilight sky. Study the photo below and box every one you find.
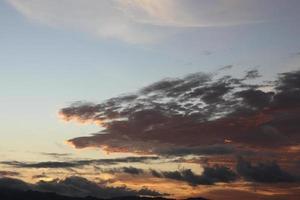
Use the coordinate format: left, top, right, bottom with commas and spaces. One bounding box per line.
1, 0, 300, 199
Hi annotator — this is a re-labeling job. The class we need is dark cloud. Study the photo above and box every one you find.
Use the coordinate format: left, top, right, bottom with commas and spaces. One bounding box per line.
40, 152, 72, 159
102, 166, 145, 175
158, 144, 236, 156
1, 156, 159, 169
122, 167, 144, 175
35, 176, 137, 198
102, 165, 236, 186
151, 165, 236, 186
140, 78, 185, 94
244, 69, 261, 80
236, 157, 296, 183
0, 170, 20, 177
273, 70, 300, 107
0, 176, 164, 198
59, 70, 300, 156
32, 173, 48, 179
218, 65, 233, 71
13, 161, 79, 168
138, 187, 169, 197
150, 169, 162, 178
235, 89, 273, 109
201, 165, 237, 183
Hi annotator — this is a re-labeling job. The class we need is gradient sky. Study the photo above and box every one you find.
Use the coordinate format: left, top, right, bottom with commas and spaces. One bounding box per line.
1, 0, 300, 199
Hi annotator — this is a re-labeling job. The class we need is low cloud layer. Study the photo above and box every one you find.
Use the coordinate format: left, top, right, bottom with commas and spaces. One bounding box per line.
105, 159, 300, 184
0, 176, 164, 198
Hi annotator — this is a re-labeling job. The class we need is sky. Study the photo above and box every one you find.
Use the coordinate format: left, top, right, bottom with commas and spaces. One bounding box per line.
0, 0, 300, 199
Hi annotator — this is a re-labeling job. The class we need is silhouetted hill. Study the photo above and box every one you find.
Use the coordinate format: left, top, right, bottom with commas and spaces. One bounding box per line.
0, 188, 94, 200
0, 188, 209, 200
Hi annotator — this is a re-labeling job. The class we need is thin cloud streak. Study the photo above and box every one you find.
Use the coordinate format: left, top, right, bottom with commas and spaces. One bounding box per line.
1, 156, 160, 169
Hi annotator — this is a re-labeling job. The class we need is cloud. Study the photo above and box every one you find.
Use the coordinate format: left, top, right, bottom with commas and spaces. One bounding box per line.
273, 70, 300, 107
1, 156, 159, 169
150, 165, 236, 186
98, 165, 237, 186
0, 176, 164, 198
59, 70, 300, 156
218, 65, 233, 71
157, 144, 236, 156
7, 0, 300, 43
0, 171, 20, 177
6, 161, 79, 168
122, 166, 144, 175
32, 173, 48, 179
236, 157, 296, 183
243, 69, 262, 80
102, 166, 145, 175
235, 89, 273, 109
138, 187, 168, 197
146, 158, 298, 185
201, 165, 237, 183
40, 152, 72, 159
35, 176, 138, 198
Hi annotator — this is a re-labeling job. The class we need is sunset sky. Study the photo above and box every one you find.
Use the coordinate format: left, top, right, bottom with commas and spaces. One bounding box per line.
1, 0, 300, 199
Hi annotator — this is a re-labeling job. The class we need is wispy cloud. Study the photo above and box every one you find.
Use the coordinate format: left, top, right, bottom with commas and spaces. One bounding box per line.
7, 0, 300, 43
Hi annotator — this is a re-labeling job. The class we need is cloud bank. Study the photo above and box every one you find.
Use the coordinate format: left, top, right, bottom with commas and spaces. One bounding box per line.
0, 176, 164, 198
